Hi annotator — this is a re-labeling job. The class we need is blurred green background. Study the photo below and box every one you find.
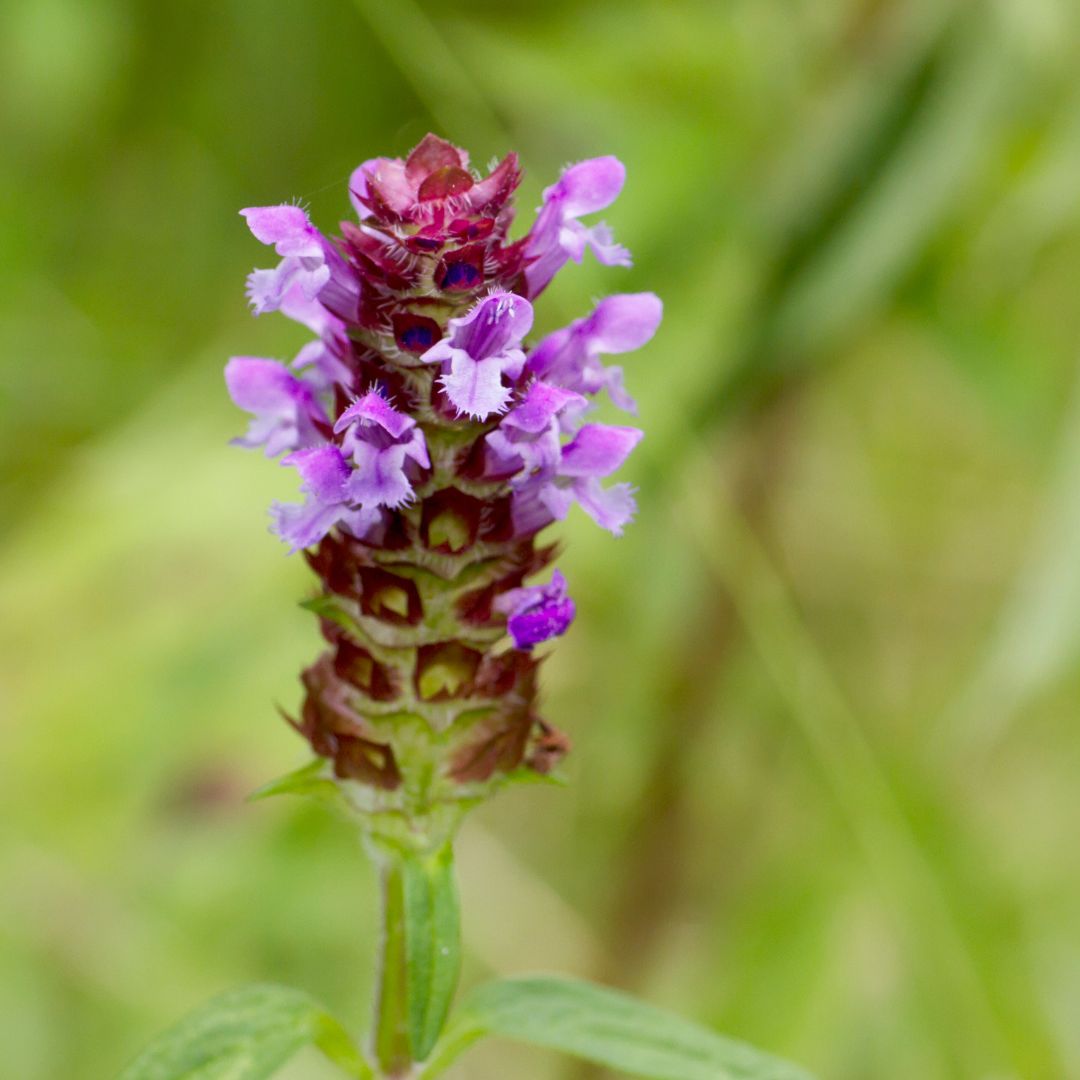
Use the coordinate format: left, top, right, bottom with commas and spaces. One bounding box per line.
3, 1, 1080, 1077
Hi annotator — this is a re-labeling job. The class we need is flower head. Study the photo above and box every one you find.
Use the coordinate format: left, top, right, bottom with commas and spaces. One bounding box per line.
225, 134, 660, 828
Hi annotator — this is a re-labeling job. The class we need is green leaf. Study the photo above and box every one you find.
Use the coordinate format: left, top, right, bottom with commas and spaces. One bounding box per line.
117, 983, 372, 1080
402, 844, 462, 1062
497, 765, 570, 789
248, 759, 349, 812
422, 976, 814, 1080
299, 594, 356, 632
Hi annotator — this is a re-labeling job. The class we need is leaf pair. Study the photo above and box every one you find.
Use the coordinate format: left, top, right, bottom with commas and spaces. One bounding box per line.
117, 976, 812, 1080
118, 843, 812, 1080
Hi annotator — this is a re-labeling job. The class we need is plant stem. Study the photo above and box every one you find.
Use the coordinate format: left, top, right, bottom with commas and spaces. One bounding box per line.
372, 854, 413, 1078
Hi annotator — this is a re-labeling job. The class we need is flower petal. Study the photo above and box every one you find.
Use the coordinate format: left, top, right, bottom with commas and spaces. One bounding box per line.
279, 282, 343, 338
510, 480, 559, 535
334, 391, 414, 439
270, 445, 353, 552
225, 357, 327, 455
526, 293, 659, 411
291, 339, 351, 391
548, 157, 625, 218
240, 206, 324, 259
225, 357, 301, 411
571, 478, 637, 535
440, 354, 512, 419
585, 293, 663, 352
576, 221, 632, 267
245, 259, 330, 314
270, 499, 345, 553
402, 428, 430, 469
346, 442, 413, 508
559, 424, 642, 478
281, 445, 350, 502
502, 381, 588, 435
447, 291, 534, 361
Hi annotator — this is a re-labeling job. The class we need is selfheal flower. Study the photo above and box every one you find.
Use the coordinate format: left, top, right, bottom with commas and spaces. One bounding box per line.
242, 205, 359, 320
227, 133, 657, 803
522, 157, 631, 298
485, 381, 588, 479
333, 392, 430, 508
421, 291, 534, 418
279, 284, 353, 390
527, 293, 663, 412
514, 423, 643, 537
224, 357, 329, 456
271, 446, 380, 553
495, 570, 576, 650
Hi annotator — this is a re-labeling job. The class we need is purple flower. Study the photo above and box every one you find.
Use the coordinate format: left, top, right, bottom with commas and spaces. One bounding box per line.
514, 423, 643, 536
421, 291, 534, 418
271, 446, 380, 553
522, 157, 631, 298
228, 134, 657, 791
333, 392, 430, 509
485, 381, 587, 479
527, 293, 663, 412
495, 570, 576, 650
242, 205, 359, 320
224, 357, 329, 456
485, 384, 644, 536
279, 285, 352, 391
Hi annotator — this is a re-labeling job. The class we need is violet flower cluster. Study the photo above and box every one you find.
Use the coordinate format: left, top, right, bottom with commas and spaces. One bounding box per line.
226, 135, 660, 828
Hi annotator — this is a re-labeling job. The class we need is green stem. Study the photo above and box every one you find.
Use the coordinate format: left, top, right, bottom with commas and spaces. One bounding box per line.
372, 855, 413, 1078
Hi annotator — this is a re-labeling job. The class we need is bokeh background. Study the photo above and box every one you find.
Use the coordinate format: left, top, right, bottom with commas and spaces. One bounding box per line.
3, 1, 1080, 1077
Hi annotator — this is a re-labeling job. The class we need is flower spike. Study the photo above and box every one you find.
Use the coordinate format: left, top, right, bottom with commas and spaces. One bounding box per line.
225, 134, 660, 833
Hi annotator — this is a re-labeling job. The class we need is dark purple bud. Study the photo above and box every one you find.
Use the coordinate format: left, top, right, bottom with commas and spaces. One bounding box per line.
436, 246, 485, 291
495, 570, 576, 650
393, 312, 442, 355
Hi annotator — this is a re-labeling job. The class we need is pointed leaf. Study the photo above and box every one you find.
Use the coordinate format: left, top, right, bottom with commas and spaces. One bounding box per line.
422, 976, 813, 1080
299, 594, 357, 633
248, 758, 344, 805
117, 983, 371, 1080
